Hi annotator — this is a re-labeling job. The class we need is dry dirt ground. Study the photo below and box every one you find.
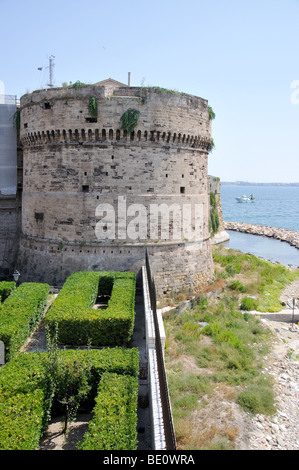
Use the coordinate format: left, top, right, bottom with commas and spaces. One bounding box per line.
189, 318, 299, 451
244, 318, 299, 450
165, 278, 299, 451
38, 414, 92, 450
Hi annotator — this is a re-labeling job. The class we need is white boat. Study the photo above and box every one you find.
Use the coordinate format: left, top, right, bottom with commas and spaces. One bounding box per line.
235, 194, 255, 203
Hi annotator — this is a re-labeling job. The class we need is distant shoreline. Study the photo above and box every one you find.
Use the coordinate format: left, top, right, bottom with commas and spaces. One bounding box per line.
221, 182, 299, 187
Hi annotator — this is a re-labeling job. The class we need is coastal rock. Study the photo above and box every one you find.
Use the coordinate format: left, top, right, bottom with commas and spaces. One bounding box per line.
246, 320, 299, 450
224, 221, 299, 250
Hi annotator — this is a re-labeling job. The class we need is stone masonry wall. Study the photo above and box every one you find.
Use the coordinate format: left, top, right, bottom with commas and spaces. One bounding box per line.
208, 176, 224, 233
208, 175, 230, 244
0, 196, 21, 279
18, 85, 214, 294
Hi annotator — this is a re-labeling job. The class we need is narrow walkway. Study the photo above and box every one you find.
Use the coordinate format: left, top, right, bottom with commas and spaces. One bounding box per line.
255, 278, 299, 322
131, 287, 152, 450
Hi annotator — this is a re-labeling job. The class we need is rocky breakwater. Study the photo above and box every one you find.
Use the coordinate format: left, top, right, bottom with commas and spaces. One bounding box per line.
224, 221, 299, 249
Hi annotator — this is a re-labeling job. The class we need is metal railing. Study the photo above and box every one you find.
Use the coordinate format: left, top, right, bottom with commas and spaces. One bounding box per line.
145, 248, 177, 450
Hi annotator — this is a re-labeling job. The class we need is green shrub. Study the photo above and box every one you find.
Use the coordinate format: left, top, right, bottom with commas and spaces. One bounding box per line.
0, 389, 46, 450
45, 271, 136, 347
78, 372, 138, 450
0, 281, 16, 302
71, 80, 88, 89
0, 352, 50, 450
210, 207, 219, 233
202, 321, 244, 351
45, 347, 139, 400
0, 282, 49, 360
120, 108, 140, 134
237, 376, 275, 415
210, 192, 217, 209
0, 348, 139, 450
225, 264, 236, 277
228, 280, 246, 292
208, 106, 216, 120
88, 96, 98, 117
240, 296, 258, 311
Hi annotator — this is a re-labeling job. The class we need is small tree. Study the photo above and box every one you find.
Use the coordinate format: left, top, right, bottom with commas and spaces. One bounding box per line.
45, 324, 92, 433
54, 355, 92, 433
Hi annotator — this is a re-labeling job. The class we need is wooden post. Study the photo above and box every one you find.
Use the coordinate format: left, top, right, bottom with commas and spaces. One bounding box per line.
0, 340, 5, 365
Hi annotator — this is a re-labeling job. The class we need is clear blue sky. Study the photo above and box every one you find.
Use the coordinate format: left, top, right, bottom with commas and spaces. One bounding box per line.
1, 0, 299, 183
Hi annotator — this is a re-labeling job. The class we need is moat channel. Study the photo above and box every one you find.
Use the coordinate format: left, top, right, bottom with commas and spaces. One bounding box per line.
221, 230, 299, 268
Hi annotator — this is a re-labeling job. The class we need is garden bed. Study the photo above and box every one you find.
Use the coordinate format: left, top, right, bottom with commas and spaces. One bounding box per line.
0, 348, 139, 450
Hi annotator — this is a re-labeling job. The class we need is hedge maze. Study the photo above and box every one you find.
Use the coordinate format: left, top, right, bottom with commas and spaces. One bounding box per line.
0, 282, 49, 361
0, 271, 139, 450
45, 271, 136, 347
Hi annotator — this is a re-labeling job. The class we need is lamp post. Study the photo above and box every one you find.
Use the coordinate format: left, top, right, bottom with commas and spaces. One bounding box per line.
13, 270, 20, 286
287, 297, 298, 330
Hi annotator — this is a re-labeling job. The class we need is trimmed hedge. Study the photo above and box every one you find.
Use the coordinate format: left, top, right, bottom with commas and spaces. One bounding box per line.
0, 352, 50, 450
0, 348, 139, 450
0, 281, 16, 302
78, 372, 138, 450
0, 390, 45, 450
0, 282, 49, 361
45, 271, 136, 346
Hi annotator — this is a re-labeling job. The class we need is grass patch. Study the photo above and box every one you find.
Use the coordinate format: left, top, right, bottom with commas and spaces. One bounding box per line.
240, 296, 258, 311
228, 280, 246, 293
164, 245, 299, 449
237, 376, 276, 415
213, 245, 299, 312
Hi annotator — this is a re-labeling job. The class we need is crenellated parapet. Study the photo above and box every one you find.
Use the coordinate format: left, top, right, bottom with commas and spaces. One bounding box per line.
20, 127, 212, 150
20, 86, 211, 144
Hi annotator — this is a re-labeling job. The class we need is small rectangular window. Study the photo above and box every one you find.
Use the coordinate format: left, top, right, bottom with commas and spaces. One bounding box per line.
180, 187, 185, 194
35, 212, 44, 221
85, 117, 97, 123
24, 123, 28, 128
82, 185, 89, 193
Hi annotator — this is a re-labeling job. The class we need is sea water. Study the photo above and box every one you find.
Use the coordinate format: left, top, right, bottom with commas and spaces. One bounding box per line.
220, 185, 299, 266
222, 230, 299, 267
220, 185, 299, 231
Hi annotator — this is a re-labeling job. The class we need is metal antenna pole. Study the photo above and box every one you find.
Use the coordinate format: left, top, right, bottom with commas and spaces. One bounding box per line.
48, 55, 55, 87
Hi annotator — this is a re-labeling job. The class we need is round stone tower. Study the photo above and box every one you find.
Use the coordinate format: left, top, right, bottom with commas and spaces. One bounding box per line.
18, 84, 214, 295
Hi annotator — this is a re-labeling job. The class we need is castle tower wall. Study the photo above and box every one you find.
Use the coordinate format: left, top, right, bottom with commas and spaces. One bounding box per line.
18, 86, 214, 295
208, 175, 230, 244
